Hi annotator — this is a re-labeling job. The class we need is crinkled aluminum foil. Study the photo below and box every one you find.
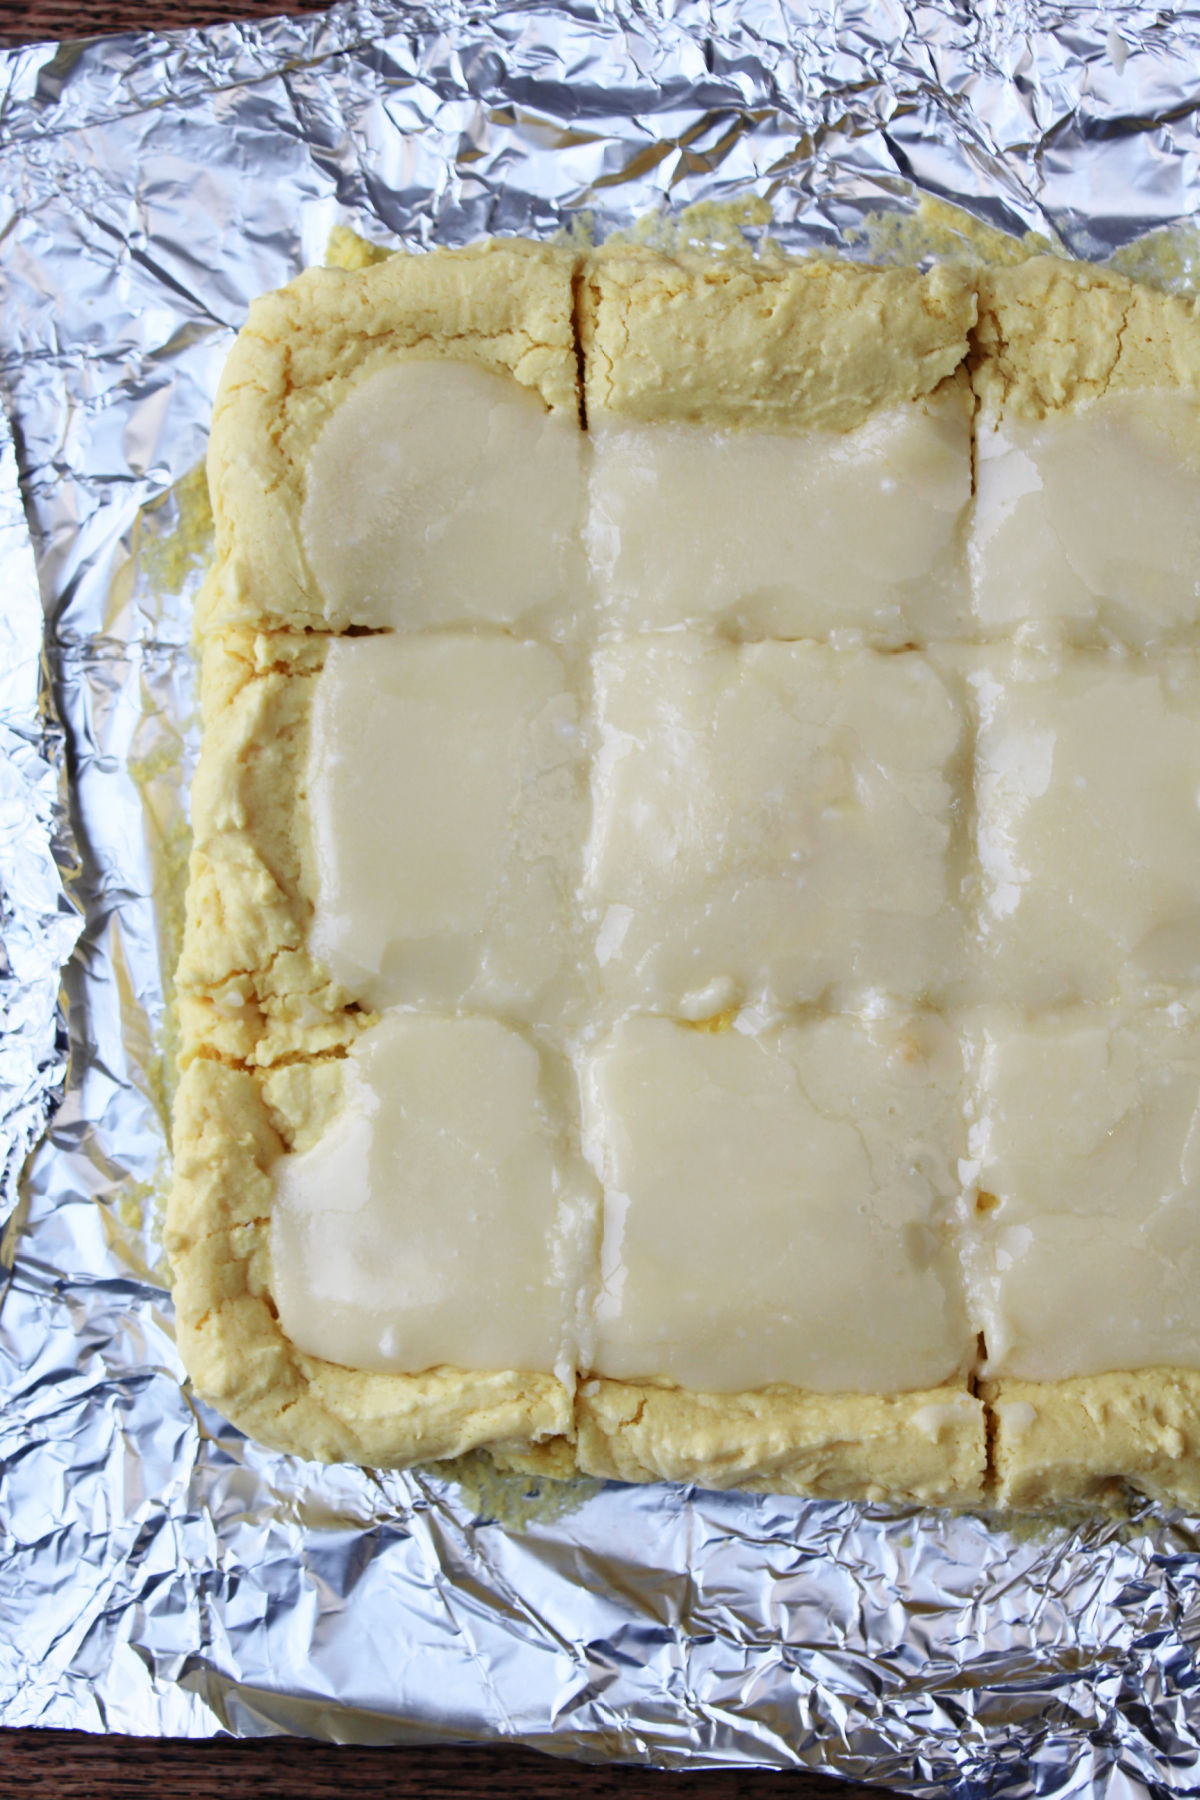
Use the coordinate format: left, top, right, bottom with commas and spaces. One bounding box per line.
6, 1, 1200, 1788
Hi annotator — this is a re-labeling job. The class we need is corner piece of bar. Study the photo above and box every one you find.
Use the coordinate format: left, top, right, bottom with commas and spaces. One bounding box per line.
982, 1372, 1200, 1513
166, 1054, 576, 1468
200, 239, 584, 635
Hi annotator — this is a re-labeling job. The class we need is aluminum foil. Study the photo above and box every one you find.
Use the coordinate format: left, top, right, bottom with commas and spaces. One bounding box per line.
7, 0, 1200, 1788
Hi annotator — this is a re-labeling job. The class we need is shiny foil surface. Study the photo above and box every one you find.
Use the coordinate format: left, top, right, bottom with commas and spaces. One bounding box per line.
5, 2, 1200, 1790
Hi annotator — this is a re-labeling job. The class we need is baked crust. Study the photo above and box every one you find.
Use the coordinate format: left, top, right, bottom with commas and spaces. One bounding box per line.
175, 625, 367, 1067
577, 1381, 984, 1505
983, 1373, 1200, 1512
580, 246, 977, 430
973, 254, 1200, 419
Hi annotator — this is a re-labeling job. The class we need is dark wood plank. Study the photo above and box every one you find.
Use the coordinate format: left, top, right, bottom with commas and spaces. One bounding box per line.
0, 0, 329, 45
0, 1731, 890, 1796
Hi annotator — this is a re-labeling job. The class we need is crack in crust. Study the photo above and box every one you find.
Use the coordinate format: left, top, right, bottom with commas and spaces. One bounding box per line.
971, 256, 1200, 419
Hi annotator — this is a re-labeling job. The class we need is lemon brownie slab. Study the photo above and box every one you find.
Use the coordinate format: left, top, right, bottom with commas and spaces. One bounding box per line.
171, 239, 1200, 1510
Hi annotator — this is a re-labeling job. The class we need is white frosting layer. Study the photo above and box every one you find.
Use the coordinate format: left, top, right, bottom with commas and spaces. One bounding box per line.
971, 390, 1200, 649
301, 361, 587, 635
585, 636, 964, 1014
967, 1005, 1200, 1382
282, 359, 1200, 1397
588, 392, 970, 642
580, 1015, 972, 1393
972, 649, 1200, 1005
270, 1014, 592, 1376
307, 634, 587, 1019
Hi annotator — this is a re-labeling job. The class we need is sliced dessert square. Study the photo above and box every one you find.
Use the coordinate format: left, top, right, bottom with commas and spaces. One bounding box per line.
177, 630, 590, 1063
971, 647, 1200, 1006
169, 1032, 583, 1469
575, 1013, 982, 1502
582, 247, 975, 642
585, 636, 967, 1016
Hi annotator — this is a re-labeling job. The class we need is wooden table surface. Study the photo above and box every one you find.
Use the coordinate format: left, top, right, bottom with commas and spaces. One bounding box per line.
0, 2, 900, 1793
0, 0, 327, 38
1, 1728, 891, 1797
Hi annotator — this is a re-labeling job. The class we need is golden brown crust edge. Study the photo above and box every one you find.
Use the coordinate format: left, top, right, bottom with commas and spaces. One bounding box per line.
983, 1373, 1200, 1512
175, 624, 368, 1067
576, 1380, 985, 1505
973, 253, 1200, 419
580, 246, 978, 431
